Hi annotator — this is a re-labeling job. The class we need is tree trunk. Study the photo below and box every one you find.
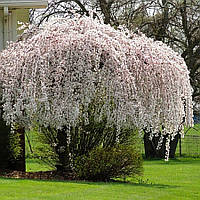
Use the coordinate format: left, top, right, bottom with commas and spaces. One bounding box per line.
143, 131, 179, 159
0, 109, 25, 171
9, 126, 26, 172
16, 128, 26, 171
0, 117, 11, 170
55, 127, 71, 172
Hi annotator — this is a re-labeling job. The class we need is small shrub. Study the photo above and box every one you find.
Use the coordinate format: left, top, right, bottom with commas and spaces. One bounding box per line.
74, 145, 143, 181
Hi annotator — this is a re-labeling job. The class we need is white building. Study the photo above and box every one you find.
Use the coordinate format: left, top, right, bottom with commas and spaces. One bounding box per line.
0, 0, 48, 50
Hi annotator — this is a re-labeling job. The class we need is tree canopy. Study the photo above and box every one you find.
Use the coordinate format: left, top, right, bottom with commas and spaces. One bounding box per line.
31, 0, 199, 107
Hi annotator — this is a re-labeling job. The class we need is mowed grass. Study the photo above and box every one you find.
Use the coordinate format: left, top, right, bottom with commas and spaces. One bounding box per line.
0, 158, 200, 200
26, 159, 54, 172
2, 124, 200, 200
184, 123, 200, 135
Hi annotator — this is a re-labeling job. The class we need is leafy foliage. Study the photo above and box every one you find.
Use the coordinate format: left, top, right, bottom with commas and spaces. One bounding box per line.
9, 131, 22, 160
74, 145, 143, 181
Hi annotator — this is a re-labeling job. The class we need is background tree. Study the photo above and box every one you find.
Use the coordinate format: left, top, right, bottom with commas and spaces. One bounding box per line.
30, 0, 152, 27
139, 0, 200, 102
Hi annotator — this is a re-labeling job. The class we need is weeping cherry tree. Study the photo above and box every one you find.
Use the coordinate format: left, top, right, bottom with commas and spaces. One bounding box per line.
0, 15, 193, 169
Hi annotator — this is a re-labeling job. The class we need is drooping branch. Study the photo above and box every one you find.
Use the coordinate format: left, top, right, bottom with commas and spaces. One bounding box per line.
0, 15, 193, 160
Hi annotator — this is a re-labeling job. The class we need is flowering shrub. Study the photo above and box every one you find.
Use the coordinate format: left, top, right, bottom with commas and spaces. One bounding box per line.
0, 15, 193, 160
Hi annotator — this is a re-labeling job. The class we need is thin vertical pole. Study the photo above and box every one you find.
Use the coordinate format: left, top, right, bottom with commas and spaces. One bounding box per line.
179, 134, 182, 157
3, 7, 9, 48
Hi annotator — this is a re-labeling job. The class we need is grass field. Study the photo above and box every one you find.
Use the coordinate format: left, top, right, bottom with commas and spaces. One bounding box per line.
1, 124, 199, 200
0, 158, 200, 200
184, 123, 200, 135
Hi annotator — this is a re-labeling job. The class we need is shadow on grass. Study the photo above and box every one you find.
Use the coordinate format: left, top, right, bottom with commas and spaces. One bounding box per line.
92, 179, 180, 189
144, 157, 200, 165
124, 182, 179, 189
0, 176, 179, 189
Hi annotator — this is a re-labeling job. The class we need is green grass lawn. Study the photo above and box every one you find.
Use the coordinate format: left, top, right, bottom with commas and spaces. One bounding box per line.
0, 158, 200, 200
2, 124, 199, 200
184, 123, 200, 135
26, 159, 54, 172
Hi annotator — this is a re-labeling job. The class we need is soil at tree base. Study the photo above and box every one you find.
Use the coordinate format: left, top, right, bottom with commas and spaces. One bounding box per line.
0, 170, 76, 181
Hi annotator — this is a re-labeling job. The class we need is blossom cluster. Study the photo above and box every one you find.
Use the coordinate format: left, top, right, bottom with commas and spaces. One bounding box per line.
0, 15, 193, 142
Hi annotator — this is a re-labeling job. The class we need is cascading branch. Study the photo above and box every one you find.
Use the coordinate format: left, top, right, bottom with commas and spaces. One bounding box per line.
0, 15, 193, 159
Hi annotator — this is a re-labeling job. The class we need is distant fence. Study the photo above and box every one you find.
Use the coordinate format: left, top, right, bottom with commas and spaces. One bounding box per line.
141, 126, 200, 158
176, 135, 200, 157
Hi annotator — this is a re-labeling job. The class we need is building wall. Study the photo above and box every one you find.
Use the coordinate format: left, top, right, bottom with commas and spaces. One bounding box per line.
0, 8, 29, 51
0, 1, 48, 9
0, 10, 4, 50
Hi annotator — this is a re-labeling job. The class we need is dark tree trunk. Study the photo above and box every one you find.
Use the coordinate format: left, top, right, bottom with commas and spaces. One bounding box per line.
16, 127, 26, 171
55, 127, 71, 172
0, 116, 11, 170
143, 131, 179, 159
0, 109, 25, 172
9, 126, 26, 172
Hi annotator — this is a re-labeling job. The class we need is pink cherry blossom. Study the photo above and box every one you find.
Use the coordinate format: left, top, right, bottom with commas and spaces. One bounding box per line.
0, 15, 193, 160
